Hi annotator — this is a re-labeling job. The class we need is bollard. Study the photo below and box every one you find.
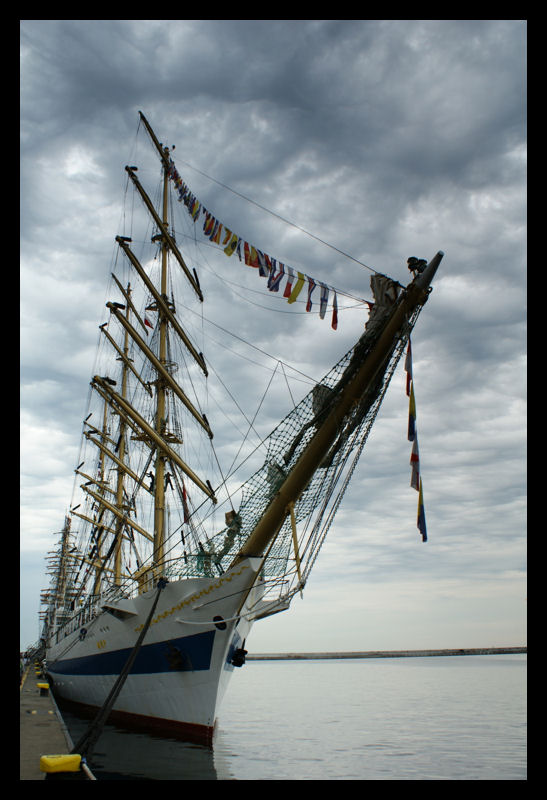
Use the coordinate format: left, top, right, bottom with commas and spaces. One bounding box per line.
37, 682, 49, 697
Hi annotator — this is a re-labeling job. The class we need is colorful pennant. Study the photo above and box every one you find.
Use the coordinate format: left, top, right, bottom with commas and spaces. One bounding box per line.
405, 339, 427, 542
166, 156, 361, 329
417, 478, 427, 542
404, 339, 412, 396
410, 436, 420, 490
407, 383, 416, 442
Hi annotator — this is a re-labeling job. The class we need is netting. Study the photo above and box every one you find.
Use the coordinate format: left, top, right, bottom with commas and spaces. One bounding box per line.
176, 285, 422, 605
48, 272, 422, 625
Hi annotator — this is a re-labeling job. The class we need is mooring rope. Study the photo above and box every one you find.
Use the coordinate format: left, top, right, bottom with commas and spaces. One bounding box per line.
70, 576, 168, 759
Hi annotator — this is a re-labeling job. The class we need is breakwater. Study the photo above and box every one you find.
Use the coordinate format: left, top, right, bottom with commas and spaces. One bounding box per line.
246, 646, 526, 661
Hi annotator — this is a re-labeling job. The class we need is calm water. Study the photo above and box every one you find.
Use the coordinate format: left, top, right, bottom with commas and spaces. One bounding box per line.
59, 655, 526, 780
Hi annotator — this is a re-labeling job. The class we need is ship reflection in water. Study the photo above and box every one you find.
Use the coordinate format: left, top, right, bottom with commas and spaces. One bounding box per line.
59, 705, 234, 780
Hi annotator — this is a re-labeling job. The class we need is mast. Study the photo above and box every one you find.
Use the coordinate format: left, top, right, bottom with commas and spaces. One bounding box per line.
55, 516, 72, 613
44, 112, 441, 624
133, 110, 204, 303
152, 151, 171, 572
118, 112, 218, 578
42, 516, 76, 642
113, 288, 132, 585
231, 252, 444, 569
125, 114, 209, 577
92, 396, 109, 596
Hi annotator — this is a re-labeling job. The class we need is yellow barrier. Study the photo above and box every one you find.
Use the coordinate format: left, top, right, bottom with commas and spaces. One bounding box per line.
40, 754, 82, 774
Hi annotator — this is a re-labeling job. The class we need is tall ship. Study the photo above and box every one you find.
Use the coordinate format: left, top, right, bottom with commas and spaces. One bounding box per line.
39, 112, 443, 746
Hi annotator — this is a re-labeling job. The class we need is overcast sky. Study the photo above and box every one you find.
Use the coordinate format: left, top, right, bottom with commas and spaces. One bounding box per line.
20, 19, 526, 654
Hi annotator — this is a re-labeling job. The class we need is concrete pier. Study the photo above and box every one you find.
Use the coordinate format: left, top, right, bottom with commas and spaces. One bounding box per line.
20, 666, 73, 780
246, 646, 526, 661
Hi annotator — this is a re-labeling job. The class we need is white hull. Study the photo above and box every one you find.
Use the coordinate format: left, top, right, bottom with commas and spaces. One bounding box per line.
46, 558, 265, 744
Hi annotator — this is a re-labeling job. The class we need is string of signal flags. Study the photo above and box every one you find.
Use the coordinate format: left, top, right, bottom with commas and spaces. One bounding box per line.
166, 156, 374, 330
167, 155, 426, 541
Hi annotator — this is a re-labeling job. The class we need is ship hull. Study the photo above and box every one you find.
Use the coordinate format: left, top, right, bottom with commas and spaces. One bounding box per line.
46, 558, 264, 745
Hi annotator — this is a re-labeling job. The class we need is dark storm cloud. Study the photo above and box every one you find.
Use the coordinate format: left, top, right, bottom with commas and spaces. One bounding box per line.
20, 20, 526, 651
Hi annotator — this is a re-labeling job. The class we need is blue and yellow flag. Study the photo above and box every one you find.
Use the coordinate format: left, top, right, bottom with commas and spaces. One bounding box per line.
408, 383, 416, 442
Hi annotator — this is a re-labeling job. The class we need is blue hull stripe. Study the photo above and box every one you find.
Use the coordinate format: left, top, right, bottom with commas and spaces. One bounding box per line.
50, 629, 216, 676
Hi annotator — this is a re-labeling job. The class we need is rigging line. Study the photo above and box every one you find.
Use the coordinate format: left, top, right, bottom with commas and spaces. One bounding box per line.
166, 464, 207, 549
280, 361, 296, 409
185, 233, 371, 311
227, 278, 367, 317
206, 359, 268, 452
226, 361, 280, 480
170, 217, 366, 378
160, 403, 282, 546
175, 296, 318, 385
303, 426, 368, 584
71, 578, 168, 760
175, 158, 380, 275
203, 320, 314, 396
197, 339, 373, 523
173, 223, 372, 306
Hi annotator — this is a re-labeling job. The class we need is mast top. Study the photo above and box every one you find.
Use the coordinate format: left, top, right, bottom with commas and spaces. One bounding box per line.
139, 111, 171, 171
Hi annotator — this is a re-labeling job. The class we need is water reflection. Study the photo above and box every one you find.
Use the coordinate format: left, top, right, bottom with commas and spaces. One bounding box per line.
59, 706, 235, 780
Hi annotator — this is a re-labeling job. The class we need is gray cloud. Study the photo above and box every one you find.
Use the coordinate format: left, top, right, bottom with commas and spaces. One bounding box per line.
20, 19, 526, 653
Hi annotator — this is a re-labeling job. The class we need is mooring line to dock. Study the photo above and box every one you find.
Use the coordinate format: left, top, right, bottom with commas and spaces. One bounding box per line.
69, 577, 168, 761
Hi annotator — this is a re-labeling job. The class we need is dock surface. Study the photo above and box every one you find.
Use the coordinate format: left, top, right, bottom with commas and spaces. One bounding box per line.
20, 667, 71, 780
246, 646, 526, 660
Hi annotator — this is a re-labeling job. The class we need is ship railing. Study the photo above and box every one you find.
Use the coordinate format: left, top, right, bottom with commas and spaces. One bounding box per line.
53, 595, 105, 643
